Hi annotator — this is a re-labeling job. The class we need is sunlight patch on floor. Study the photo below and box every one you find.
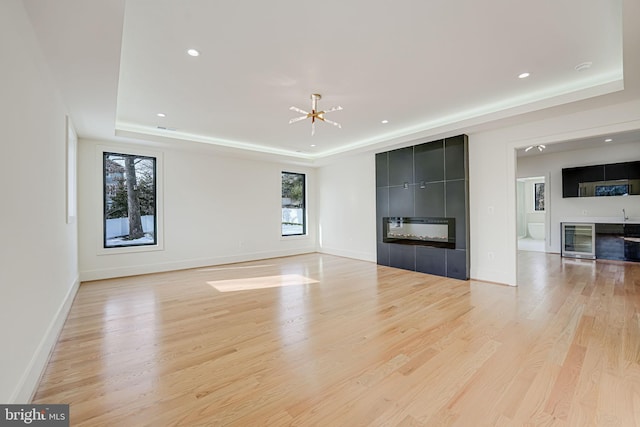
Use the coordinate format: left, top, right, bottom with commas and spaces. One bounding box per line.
208, 274, 319, 292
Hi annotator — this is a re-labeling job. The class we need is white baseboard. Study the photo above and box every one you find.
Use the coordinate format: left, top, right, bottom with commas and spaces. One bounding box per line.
318, 246, 376, 263
79, 248, 317, 281
11, 276, 80, 403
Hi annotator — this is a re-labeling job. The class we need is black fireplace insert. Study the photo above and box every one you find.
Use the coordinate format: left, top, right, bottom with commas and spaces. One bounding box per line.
383, 217, 456, 249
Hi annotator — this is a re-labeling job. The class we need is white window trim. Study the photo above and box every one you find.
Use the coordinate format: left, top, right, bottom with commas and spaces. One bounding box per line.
280, 170, 309, 239
96, 145, 164, 255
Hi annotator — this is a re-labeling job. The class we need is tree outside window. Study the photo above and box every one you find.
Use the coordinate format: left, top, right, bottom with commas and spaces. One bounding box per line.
534, 182, 545, 211
103, 152, 157, 247
282, 172, 306, 236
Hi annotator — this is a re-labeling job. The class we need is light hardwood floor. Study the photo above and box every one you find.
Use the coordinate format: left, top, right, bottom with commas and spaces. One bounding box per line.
33, 252, 640, 426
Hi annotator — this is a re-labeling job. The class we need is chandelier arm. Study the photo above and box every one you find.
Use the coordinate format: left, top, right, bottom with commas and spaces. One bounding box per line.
323, 118, 342, 128
287, 94, 343, 135
289, 106, 309, 115
323, 106, 343, 114
289, 116, 308, 124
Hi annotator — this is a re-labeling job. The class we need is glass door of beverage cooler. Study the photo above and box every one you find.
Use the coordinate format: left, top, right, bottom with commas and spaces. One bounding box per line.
561, 223, 596, 259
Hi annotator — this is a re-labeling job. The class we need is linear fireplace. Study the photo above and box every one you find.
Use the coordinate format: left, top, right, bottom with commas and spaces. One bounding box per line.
383, 217, 456, 249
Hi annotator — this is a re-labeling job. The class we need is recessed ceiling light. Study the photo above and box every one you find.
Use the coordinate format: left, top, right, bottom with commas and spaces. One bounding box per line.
310, 144, 316, 147
518, 72, 530, 79
605, 138, 613, 142
187, 48, 200, 57
157, 113, 166, 118
381, 120, 389, 124
575, 62, 593, 72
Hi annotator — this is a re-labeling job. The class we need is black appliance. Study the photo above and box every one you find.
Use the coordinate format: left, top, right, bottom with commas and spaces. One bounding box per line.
624, 224, 640, 261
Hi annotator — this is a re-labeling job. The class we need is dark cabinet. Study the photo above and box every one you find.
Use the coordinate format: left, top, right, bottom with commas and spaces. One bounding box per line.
562, 161, 640, 198
593, 223, 640, 262
629, 161, 640, 179
625, 224, 640, 261
562, 165, 604, 197
604, 162, 629, 181
595, 223, 624, 261
605, 161, 640, 180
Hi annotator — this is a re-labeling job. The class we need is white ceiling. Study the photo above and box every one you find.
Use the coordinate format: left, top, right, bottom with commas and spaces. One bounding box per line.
23, 0, 631, 162
517, 128, 640, 158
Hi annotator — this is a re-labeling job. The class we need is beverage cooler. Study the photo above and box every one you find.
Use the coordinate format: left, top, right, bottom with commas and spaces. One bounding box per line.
561, 223, 596, 259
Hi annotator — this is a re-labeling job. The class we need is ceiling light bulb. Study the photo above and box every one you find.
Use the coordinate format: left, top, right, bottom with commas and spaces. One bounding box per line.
157, 113, 166, 118
187, 48, 200, 57
605, 138, 613, 142
525, 146, 533, 152
518, 72, 530, 79
381, 120, 389, 124
310, 144, 316, 147
537, 146, 543, 152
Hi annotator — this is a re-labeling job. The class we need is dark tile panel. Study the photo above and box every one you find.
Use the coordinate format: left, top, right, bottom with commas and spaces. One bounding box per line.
389, 147, 414, 186
416, 246, 446, 276
389, 185, 415, 217
376, 134, 469, 280
446, 249, 468, 280
445, 180, 467, 250
376, 188, 389, 242
415, 140, 444, 183
390, 244, 416, 271
415, 181, 445, 217
445, 135, 467, 181
377, 242, 390, 266
375, 152, 389, 187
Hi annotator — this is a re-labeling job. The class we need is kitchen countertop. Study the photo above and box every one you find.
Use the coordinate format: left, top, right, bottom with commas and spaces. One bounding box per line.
561, 217, 640, 224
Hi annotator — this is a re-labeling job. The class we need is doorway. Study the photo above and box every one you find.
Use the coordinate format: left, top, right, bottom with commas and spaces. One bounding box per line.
516, 176, 546, 252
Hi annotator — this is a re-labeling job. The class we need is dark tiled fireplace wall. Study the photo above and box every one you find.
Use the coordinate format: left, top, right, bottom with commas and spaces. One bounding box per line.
376, 134, 469, 280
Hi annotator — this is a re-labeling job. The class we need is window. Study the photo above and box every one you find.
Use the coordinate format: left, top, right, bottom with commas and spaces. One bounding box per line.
534, 182, 545, 211
281, 171, 306, 236
103, 152, 157, 248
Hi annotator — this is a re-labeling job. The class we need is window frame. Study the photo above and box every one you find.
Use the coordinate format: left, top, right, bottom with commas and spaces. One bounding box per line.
97, 146, 164, 255
281, 171, 307, 237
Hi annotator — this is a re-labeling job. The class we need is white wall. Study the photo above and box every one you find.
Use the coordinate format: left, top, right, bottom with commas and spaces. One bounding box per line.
523, 178, 546, 228
317, 154, 377, 262
518, 140, 640, 253
0, 0, 79, 403
313, 96, 640, 286
78, 139, 317, 280
469, 98, 640, 285
516, 177, 546, 238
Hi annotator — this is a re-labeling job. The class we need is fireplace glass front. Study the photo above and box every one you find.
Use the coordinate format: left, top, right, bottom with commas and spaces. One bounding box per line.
383, 217, 455, 249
